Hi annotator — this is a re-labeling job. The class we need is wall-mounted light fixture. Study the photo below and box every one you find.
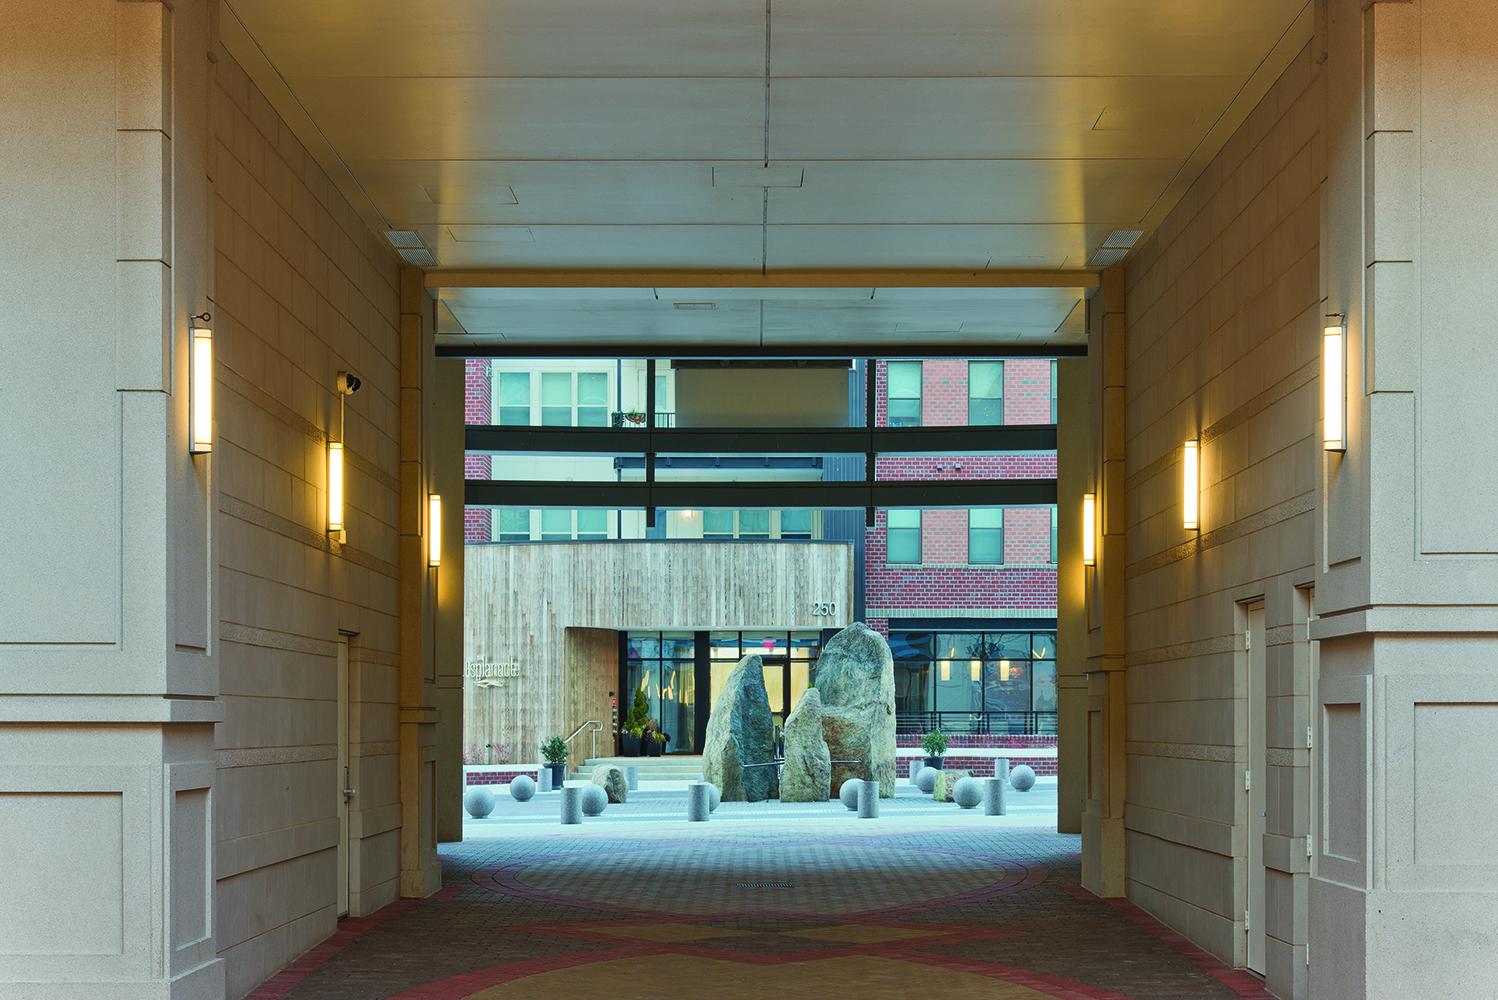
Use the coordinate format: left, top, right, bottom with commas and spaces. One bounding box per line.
970, 659, 981, 682
999, 659, 1012, 682
940, 662, 951, 682
1183, 439, 1200, 531
189, 318, 213, 454
1324, 318, 1346, 452
428, 493, 442, 567
681, 510, 695, 520
1082, 492, 1096, 566
327, 442, 345, 536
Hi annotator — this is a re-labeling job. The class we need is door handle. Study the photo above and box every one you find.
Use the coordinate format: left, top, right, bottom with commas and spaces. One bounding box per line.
343, 766, 356, 801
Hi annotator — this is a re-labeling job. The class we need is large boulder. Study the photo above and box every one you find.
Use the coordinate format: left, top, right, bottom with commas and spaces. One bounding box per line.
814, 623, 897, 798
780, 688, 832, 802
591, 764, 627, 803
934, 769, 974, 802
702, 654, 779, 802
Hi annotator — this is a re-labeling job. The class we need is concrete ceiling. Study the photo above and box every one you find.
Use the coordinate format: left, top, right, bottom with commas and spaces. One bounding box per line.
220, 0, 1312, 353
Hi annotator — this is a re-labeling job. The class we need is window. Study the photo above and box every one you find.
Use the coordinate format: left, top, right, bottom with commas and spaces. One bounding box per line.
576, 509, 608, 540
968, 508, 1003, 563
968, 360, 1004, 425
780, 510, 813, 539
703, 509, 734, 539
540, 509, 572, 539
1050, 505, 1058, 564
1049, 359, 1058, 425
886, 509, 921, 563
577, 372, 608, 426
738, 510, 770, 538
497, 372, 530, 425
700, 509, 786, 539
540, 372, 571, 425
497, 509, 530, 541
539, 371, 609, 426
887, 361, 922, 427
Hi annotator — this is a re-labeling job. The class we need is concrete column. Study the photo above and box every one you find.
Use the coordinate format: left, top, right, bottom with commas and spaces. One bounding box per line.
1082, 267, 1128, 897
1312, 1, 1498, 996
398, 269, 442, 897
687, 782, 711, 822
434, 359, 466, 843
1055, 357, 1088, 834
857, 780, 880, 818
984, 777, 1007, 816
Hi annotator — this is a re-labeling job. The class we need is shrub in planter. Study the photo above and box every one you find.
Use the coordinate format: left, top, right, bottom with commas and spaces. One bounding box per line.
540, 734, 569, 790
920, 727, 948, 770
621, 730, 641, 757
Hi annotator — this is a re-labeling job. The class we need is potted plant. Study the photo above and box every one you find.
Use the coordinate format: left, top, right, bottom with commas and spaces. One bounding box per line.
622, 726, 643, 757
540, 734, 569, 789
621, 688, 649, 756
921, 728, 948, 771
648, 730, 666, 757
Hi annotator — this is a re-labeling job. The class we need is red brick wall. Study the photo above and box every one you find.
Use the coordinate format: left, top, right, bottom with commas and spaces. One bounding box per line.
464, 361, 493, 543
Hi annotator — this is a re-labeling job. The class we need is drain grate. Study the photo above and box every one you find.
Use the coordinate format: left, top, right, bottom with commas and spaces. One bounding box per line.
735, 882, 793, 888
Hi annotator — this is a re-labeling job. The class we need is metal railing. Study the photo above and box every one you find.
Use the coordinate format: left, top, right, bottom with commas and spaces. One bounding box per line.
896, 711, 1057, 736
564, 720, 604, 762
611, 411, 676, 427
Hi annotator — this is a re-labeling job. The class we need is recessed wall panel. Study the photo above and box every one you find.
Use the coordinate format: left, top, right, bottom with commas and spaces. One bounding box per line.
1323, 703, 1365, 862
1413, 703, 1498, 865
0, 793, 124, 954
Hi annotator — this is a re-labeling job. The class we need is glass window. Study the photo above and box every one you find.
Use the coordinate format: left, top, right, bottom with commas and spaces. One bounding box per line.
992, 632, 1033, 659
984, 658, 1031, 713
1031, 632, 1056, 659
540, 509, 572, 539
886, 509, 921, 563
497, 372, 530, 425
576, 509, 608, 539
626, 635, 661, 660
742, 632, 787, 656
894, 663, 931, 713
708, 632, 741, 660
703, 509, 733, 539
654, 373, 668, 426
1050, 359, 1058, 425
887, 361, 922, 427
1031, 660, 1058, 712
888, 631, 933, 663
969, 508, 1004, 563
497, 509, 530, 541
540, 372, 572, 425
738, 510, 770, 538
661, 632, 696, 660
968, 360, 1004, 425
934, 658, 982, 711
1050, 505, 1058, 564
577, 372, 609, 426
780, 509, 813, 539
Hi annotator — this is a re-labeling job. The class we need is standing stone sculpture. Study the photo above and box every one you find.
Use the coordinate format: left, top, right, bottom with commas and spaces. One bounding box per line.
813, 623, 897, 798
780, 688, 832, 802
591, 764, 627, 803
701, 654, 778, 801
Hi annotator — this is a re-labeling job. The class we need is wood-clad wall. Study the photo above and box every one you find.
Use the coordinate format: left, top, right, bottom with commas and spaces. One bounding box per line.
563, 628, 618, 762
463, 542, 853, 764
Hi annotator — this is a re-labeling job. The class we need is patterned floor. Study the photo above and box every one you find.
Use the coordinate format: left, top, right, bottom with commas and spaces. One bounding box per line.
248, 809, 1274, 1000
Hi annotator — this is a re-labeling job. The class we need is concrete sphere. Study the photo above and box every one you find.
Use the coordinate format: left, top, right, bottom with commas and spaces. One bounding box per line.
839, 778, 863, 809
915, 766, 939, 793
1009, 765, 1036, 792
707, 782, 721, 812
580, 783, 608, 816
508, 775, 536, 801
464, 787, 496, 819
952, 776, 983, 809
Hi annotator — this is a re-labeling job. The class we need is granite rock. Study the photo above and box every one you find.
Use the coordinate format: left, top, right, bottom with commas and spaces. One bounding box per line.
933, 769, 974, 802
702, 654, 778, 802
780, 688, 832, 802
591, 764, 627, 803
814, 623, 897, 798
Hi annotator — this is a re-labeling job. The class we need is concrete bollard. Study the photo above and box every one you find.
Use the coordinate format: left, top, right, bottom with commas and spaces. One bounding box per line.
687, 781, 711, 822
997, 758, 1009, 784
910, 758, 922, 784
537, 766, 549, 791
625, 766, 638, 791
559, 785, 583, 824
984, 777, 1006, 816
857, 779, 880, 818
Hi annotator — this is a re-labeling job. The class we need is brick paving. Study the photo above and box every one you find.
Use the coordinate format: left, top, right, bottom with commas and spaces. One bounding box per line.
253, 806, 1271, 1000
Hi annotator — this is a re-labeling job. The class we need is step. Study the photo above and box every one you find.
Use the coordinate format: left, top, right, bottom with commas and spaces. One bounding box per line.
579, 756, 704, 780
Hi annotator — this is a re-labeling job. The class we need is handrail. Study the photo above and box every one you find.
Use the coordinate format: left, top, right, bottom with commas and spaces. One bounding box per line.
564, 720, 604, 761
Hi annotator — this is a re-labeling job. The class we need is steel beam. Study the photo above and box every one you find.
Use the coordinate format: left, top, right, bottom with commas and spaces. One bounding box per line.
465, 424, 1057, 456
464, 478, 1056, 510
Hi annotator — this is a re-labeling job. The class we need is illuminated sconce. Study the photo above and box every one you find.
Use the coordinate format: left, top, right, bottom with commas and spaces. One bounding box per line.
1324, 321, 1346, 452
428, 493, 442, 567
940, 662, 950, 682
1082, 492, 1096, 566
327, 441, 345, 536
681, 510, 695, 520
189, 322, 213, 454
970, 660, 981, 682
1000, 659, 1011, 682
1183, 439, 1199, 531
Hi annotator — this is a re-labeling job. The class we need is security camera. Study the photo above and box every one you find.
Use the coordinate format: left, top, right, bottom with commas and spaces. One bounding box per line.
336, 371, 362, 395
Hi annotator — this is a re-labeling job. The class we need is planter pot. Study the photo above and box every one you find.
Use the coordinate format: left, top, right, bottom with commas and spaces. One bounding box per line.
621, 733, 641, 757
647, 739, 663, 757
545, 761, 566, 790
923, 755, 946, 771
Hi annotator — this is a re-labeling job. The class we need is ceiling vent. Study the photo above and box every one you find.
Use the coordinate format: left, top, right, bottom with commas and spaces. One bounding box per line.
384, 230, 424, 248
385, 230, 439, 268
672, 302, 717, 310
397, 247, 439, 267
1102, 230, 1144, 249
1088, 229, 1144, 267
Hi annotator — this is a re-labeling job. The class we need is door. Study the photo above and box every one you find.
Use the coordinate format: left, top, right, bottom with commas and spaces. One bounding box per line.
336, 635, 352, 918
1245, 603, 1266, 973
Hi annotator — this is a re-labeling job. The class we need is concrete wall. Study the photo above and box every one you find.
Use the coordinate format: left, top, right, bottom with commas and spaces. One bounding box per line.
1120, 36, 1322, 996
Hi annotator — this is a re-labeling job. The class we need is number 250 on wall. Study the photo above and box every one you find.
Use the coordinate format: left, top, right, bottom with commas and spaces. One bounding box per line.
811, 601, 837, 617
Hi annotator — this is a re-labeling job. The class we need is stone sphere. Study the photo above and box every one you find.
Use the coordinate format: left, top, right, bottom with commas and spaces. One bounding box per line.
839, 778, 863, 809
915, 766, 939, 793
952, 776, 983, 808
1009, 765, 1036, 792
707, 782, 721, 812
508, 775, 536, 801
580, 783, 608, 816
464, 787, 496, 819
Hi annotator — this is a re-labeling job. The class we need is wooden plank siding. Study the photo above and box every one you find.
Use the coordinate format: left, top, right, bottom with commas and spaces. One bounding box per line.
463, 541, 853, 765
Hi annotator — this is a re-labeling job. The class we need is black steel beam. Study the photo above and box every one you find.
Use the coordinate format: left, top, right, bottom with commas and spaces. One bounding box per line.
437, 342, 1087, 360
464, 478, 1055, 510
464, 424, 1057, 456
613, 457, 822, 470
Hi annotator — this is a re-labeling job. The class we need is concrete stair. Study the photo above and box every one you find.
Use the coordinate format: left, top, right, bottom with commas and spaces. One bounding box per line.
578, 755, 704, 782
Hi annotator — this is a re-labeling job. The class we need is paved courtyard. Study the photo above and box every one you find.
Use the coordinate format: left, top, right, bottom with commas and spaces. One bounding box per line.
248, 780, 1273, 1000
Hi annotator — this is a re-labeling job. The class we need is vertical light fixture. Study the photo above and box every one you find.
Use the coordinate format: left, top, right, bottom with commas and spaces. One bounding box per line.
1324, 319, 1346, 452
189, 321, 213, 454
1082, 492, 1096, 566
970, 659, 982, 682
327, 441, 345, 536
1183, 439, 1200, 531
1000, 659, 1011, 682
428, 493, 442, 567
940, 662, 950, 682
